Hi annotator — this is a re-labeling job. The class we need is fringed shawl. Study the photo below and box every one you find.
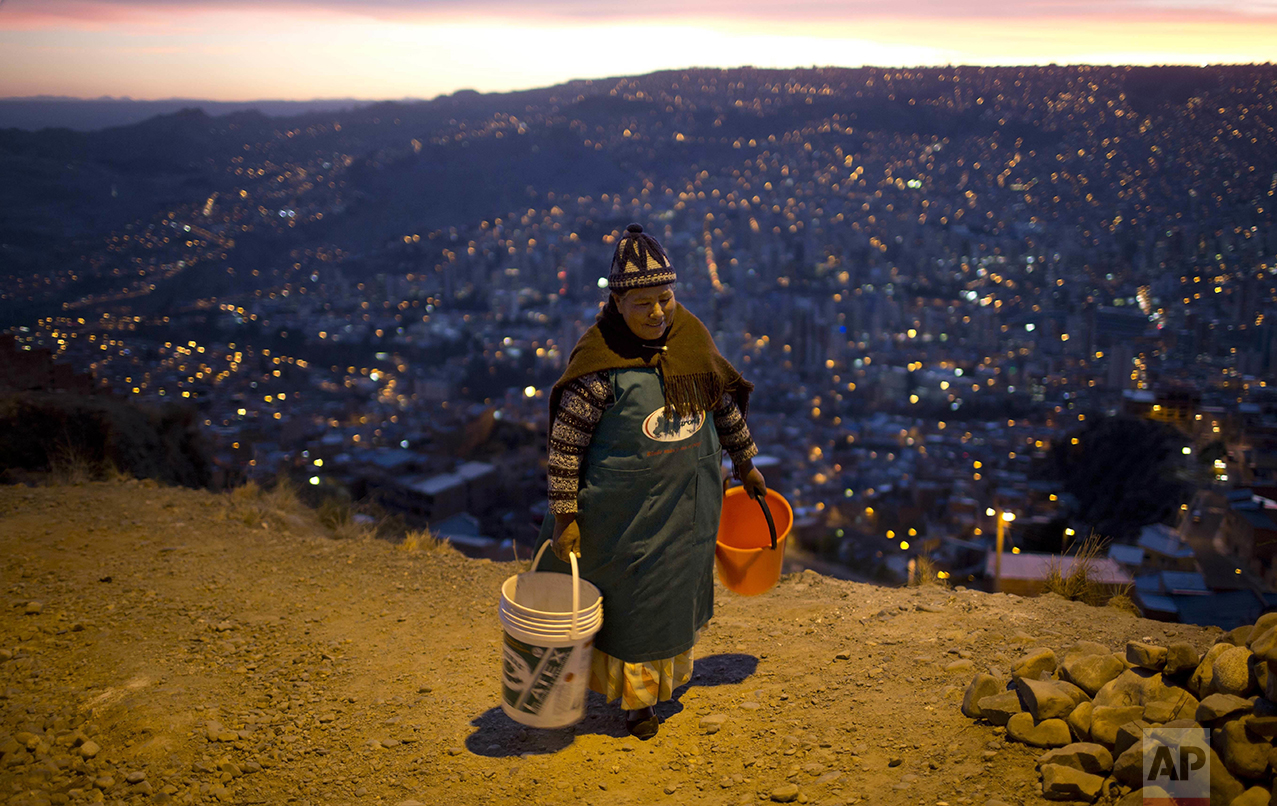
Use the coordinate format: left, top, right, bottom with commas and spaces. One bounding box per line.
548, 301, 753, 427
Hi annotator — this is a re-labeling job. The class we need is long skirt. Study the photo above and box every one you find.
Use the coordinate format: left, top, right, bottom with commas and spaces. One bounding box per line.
589, 642, 694, 711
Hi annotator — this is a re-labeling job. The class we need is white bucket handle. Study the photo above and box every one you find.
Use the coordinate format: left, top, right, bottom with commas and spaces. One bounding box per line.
529, 540, 583, 641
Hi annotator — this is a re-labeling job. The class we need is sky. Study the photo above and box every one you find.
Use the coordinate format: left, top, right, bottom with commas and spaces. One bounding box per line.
1, 0, 1276, 101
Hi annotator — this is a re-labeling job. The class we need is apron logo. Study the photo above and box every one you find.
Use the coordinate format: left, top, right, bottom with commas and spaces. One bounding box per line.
641, 407, 706, 442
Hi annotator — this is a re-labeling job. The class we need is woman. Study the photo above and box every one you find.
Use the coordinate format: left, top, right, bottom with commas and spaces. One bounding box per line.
537, 223, 765, 740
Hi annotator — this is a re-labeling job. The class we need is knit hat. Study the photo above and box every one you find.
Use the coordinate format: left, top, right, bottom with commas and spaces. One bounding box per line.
607, 223, 676, 291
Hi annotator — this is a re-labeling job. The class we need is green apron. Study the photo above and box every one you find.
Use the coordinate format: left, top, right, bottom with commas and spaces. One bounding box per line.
537, 368, 723, 663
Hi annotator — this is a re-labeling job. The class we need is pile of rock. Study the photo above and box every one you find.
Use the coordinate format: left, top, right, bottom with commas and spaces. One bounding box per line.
960, 613, 1277, 804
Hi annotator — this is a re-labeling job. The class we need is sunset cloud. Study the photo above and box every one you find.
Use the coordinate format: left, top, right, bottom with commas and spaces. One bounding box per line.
1, 0, 1274, 100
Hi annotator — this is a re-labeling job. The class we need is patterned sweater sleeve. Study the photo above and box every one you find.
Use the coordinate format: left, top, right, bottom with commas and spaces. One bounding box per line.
547, 371, 612, 515
713, 392, 758, 475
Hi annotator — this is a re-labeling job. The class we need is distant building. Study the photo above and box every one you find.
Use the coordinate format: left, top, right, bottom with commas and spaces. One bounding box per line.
984, 551, 1134, 598
431, 512, 514, 561
1223, 489, 1277, 589
1107, 543, 1145, 569
1136, 524, 1199, 573
375, 461, 497, 523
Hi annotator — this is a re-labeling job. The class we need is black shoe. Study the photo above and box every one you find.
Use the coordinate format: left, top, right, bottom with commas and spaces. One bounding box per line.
626, 707, 659, 740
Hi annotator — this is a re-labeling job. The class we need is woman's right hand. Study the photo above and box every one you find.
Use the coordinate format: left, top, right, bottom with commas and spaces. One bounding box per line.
551, 513, 581, 561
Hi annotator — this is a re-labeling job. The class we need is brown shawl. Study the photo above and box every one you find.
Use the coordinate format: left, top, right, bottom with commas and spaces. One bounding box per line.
548, 300, 753, 426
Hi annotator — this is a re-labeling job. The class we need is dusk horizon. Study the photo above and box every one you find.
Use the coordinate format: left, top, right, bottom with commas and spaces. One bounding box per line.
4, 56, 1276, 105
4, 0, 1277, 101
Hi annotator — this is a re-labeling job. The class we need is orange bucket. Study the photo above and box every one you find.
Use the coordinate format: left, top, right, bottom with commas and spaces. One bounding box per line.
715, 488, 793, 596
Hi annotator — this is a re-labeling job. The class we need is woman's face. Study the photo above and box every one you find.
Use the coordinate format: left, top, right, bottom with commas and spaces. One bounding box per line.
614, 284, 676, 340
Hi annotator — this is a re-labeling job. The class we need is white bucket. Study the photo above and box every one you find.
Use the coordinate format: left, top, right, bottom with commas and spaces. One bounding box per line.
498, 603, 602, 636
498, 541, 603, 729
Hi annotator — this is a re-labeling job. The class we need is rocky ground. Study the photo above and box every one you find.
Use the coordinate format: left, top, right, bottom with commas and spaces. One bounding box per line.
0, 480, 1225, 806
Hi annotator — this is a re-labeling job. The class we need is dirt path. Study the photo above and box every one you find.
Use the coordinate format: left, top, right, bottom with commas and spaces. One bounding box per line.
0, 481, 1221, 806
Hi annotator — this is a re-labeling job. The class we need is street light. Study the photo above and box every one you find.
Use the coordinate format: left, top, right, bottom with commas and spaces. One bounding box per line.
995, 511, 1016, 591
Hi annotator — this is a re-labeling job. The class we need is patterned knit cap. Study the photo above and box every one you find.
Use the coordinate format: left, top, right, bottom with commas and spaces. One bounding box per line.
607, 223, 676, 291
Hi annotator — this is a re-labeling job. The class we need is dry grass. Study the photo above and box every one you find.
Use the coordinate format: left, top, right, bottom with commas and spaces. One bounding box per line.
908, 555, 950, 589
1044, 530, 1137, 612
316, 496, 378, 540
221, 478, 381, 539
399, 529, 454, 554
48, 439, 110, 485
226, 477, 309, 531
1106, 586, 1142, 616
1044, 531, 1108, 605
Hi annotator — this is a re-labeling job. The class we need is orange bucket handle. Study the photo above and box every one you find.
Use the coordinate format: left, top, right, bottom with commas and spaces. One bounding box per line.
754, 492, 778, 550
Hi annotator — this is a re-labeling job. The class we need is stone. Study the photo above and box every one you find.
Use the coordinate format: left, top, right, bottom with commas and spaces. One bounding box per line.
1006, 713, 1072, 747
78, 741, 100, 759
945, 659, 975, 674
1111, 742, 1146, 788
1036, 742, 1113, 775
1040, 763, 1104, 802
1222, 626, 1254, 646
125, 771, 145, 784
1154, 687, 1198, 716
1065, 641, 1111, 659
1208, 747, 1245, 805
1016, 678, 1078, 721
1196, 693, 1254, 722
1126, 641, 1167, 671
962, 674, 1006, 720
1164, 642, 1200, 676
1212, 647, 1255, 697
699, 714, 728, 734
1114, 720, 1151, 758
24, 601, 43, 615
1117, 788, 1169, 806
1244, 715, 1277, 739
770, 783, 799, 803
1215, 717, 1271, 779
1232, 787, 1270, 806
1249, 627, 1277, 663
977, 691, 1023, 726
1252, 612, 1277, 638
1090, 706, 1145, 747
1067, 702, 1094, 742
1056, 680, 1091, 706
1189, 643, 1232, 696
1013, 648, 1058, 680
1143, 699, 1190, 723
1093, 668, 1194, 710
1252, 655, 1270, 693
1061, 653, 1126, 696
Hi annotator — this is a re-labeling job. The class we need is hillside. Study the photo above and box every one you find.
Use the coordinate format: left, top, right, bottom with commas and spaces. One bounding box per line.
0, 481, 1225, 805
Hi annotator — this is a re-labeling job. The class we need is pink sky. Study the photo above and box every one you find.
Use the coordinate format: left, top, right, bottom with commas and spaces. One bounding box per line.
2, 0, 1275, 100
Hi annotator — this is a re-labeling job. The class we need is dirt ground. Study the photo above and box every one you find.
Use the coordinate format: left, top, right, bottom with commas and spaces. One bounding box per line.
0, 481, 1223, 806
